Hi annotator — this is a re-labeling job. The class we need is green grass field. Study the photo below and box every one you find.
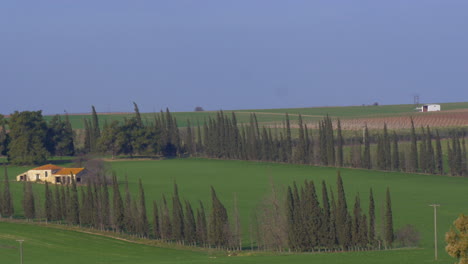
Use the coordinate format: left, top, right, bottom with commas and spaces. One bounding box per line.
1, 158, 467, 263
41, 101, 468, 129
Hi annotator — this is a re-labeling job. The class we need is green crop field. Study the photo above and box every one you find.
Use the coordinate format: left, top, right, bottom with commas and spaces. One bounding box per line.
1, 158, 467, 263
39, 101, 468, 129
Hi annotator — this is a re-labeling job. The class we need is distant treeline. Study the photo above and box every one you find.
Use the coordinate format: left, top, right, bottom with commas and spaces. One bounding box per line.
0, 166, 396, 251
0, 103, 467, 176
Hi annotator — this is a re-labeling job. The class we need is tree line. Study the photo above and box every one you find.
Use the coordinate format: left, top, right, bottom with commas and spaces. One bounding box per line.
1, 105, 466, 176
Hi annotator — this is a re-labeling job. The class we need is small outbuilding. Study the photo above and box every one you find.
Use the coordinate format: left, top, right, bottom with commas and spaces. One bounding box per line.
415, 104, 441, 112
16, 164, 87, 184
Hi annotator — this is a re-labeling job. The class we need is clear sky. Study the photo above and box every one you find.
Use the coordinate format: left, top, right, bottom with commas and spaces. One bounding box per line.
1, 1, 467, 115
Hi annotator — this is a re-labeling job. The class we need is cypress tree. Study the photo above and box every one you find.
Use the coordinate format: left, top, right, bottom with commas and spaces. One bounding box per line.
336, 171, 351, 249
419, 127, 427, 172
359, 214, 369, 247
336, 119, 344, 167
352, 193, 362, 246
368, 188, 376, 245
321, 181, 333, 248
391, 132, 400, 171
435, 130, 444, 174
138, 178, 149, 237
208, 186, 230, 248
383, 124, 392, 170
124, 176, 135, 233
196, 201, 208, 246
152, 201, 161, 239
160, 194, 172, 240
384, 187, 394, 247
426, 126, 435, 174
184, 200, 197, 245
101, 179, 110, 229
172, 183, 185, 242
69, 177, 80, 225
329, 188, 338, 248
2, 166, 14, 218
54, 184, 62, 221
286, 186, 296, 250
112, 175, 125, 232
363, 125, 371, 169
60, 186, 67, 220
409, 117, 418, 172
45, 182, 53, 222
22, 181, 35, 220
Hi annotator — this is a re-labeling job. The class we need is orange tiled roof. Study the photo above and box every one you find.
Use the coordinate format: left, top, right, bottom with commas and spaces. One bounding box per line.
53, 168, 85, 176
32, 164, 63, 171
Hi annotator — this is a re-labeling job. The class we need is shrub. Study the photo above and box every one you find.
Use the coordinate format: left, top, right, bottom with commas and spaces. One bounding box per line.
395, 224, 420, 247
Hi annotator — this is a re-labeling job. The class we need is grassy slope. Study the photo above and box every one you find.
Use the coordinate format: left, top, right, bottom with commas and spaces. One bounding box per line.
3, 158, 467, 263
43, 102, 468, 129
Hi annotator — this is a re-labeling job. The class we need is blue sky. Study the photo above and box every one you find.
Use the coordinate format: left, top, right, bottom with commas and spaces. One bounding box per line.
1, 1, 467, 114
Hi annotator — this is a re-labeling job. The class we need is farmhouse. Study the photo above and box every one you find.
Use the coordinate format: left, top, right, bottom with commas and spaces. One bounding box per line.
16, 164, 87, 184
415, 104, 441, 112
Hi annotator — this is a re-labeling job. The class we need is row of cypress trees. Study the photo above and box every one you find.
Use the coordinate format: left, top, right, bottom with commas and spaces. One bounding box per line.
282, 173, 394, 252
16, 172, 238, 249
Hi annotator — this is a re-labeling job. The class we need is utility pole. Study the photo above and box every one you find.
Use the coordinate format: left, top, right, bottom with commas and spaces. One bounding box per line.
16, 240, 24, 264
429, 204, 440, 261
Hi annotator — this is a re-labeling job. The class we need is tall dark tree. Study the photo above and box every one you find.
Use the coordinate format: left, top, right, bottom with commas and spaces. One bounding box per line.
409, 117, 419, 172
152, 201, 161, 239
435, 130, 444, 174
368, 188, 376, 245
137, 178, 149, 237
321, 181, 334, 248
160, 194, 172, 240
336, 119, 344, 167
112, 175, 125, 232
68, 177, 80, 225
336, 171, 351, 249
172, 183, 185, 242
362, 125, 371, 169
196, 201, 208, 246
184, 200, 197, 245
22, 181, 35, 220
44, 182, 53, 222
208, 186, 230, 248
2, 166, 14, 218
384, 187, 394, 247
352, 194, 362, 246
391, 132, 400, 171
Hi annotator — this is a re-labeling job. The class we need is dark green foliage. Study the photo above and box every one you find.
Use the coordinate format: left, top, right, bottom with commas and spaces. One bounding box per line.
385, 187, 394, 247
0, 115, 8, 156
138, 178, 149, 237
46, 115, 75, 156
123, 176, 135, 233
112, 175, 125, 232
352, 194, 362, 246
336, 172, 351, 248
362, 125, 371, 169
8, 111, 49, 165
22, 181, 35, 220
54, 184, 63, 221
152, 201, 160, 239
1, 166, 13, 218
172, 183, 185, 242
391, 132, 400, 171
409, 117, 418, 172
196, 201, 208, 245
208, 186, 230, 247
336, 119, 344, 167
184, 200, 197, 244
368, 188, 376, 245
68, 178, 80, 225
44, 182, 53, 221
160, 194, 172, 240
435, 130, 443, 174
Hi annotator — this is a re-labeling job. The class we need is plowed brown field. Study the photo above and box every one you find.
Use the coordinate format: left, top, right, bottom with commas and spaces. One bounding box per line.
284, 109, 468, 130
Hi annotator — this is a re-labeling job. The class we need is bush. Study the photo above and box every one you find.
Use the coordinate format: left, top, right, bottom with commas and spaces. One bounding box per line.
194, 106, 204, 112
395, 224, 420, 247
